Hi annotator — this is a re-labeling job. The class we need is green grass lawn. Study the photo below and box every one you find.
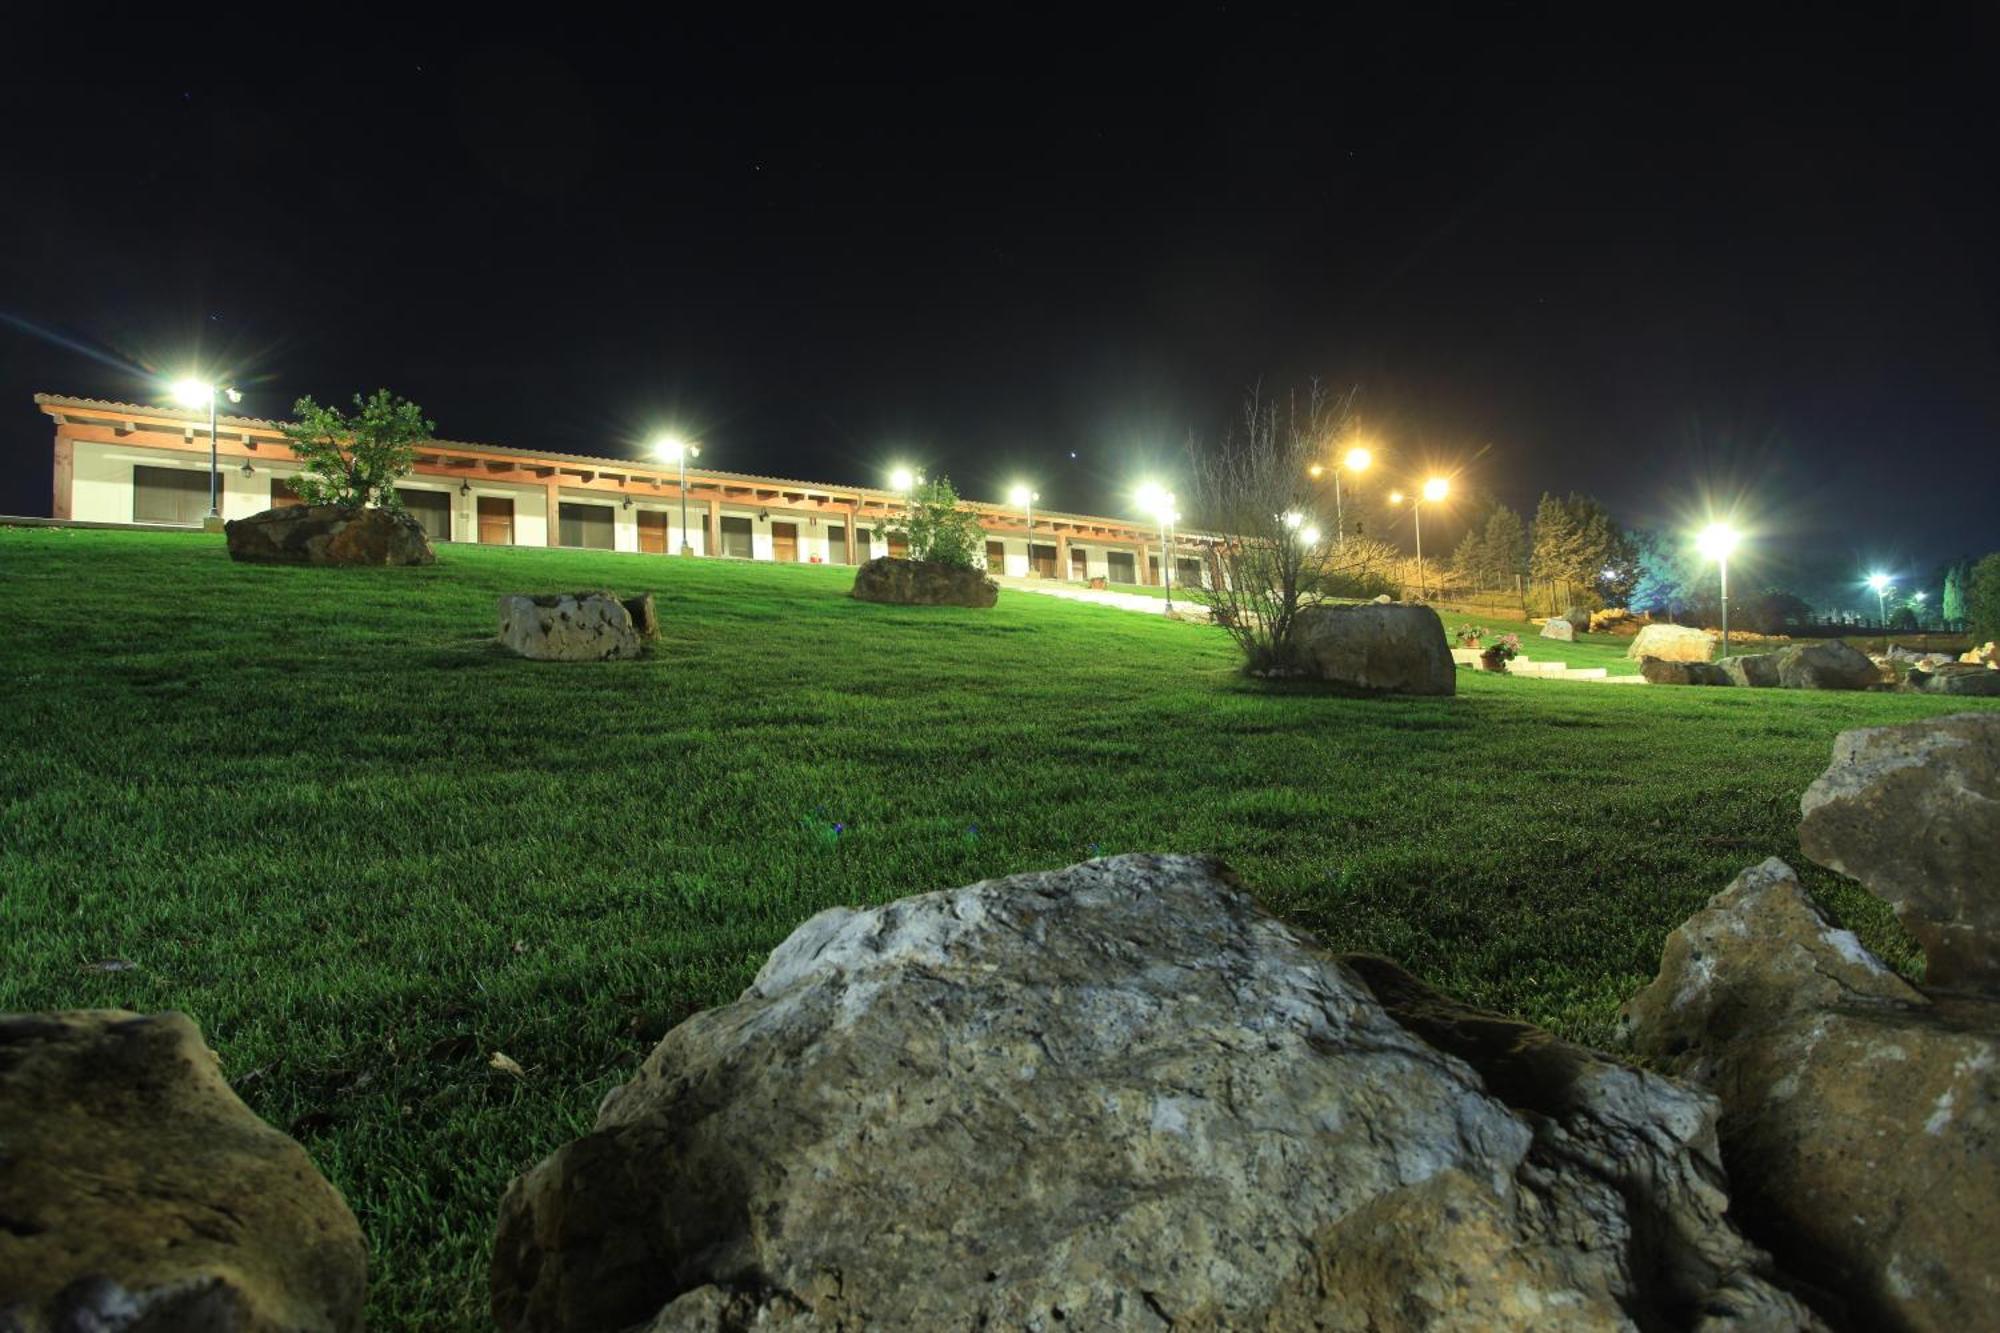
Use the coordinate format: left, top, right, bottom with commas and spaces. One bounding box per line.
3, 527, 1992, 1329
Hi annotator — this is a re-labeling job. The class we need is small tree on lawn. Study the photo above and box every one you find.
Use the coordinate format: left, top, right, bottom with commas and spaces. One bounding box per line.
281, 389, 435, 509
881, 475, 983, 567
1186, 381, 1375, 672
1968, 552, 2000, 643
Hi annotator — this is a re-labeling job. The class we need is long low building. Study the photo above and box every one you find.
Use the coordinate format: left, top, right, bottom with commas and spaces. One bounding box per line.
32, 394, 1216, 586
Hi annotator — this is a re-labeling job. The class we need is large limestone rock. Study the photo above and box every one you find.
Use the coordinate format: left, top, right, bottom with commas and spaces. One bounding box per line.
1539, 616, 1575, 642
1770, 640, 1878, 690
850, 557, 999, 607
1623, 859, 2000, 1331
1907, 662, 2000, 696
0, 1011, 367, 1332
1627, 623, 1715, 662
225, 503, 435, 566
1641, 657, 1730, 686
1290, 603, 1455, 695
499, 591, 644, 661
494, 854, 1814, 1332
1719, 652, 1780, 688
1798, 712, 2000, 990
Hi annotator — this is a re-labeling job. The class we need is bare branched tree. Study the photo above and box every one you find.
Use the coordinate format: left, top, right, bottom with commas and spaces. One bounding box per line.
1185, 381, 1392, 671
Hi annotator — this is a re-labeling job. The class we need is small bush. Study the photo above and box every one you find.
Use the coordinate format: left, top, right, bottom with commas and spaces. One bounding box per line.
882, 476, 983, 568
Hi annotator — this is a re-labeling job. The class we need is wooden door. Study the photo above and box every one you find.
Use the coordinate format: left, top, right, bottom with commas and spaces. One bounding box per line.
771, 521, 799, 562
1029, 543, 1057, 578
1070, 547, 1088, 580
637, 510, 668, 553
986, 540, 1006, 572
477, 497, 514, 545
270, 478, 305, 509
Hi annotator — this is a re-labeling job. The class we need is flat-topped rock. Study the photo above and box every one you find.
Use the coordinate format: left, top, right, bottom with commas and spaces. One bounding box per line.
1291, 603, 1455, 695
1627, 623, 1714, 662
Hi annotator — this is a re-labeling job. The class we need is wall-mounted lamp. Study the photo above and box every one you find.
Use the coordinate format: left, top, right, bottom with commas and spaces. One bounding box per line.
622, 495, 633, 510
459, 479, 471, 496
239, 460, 254, 477
758, 510, 770, 521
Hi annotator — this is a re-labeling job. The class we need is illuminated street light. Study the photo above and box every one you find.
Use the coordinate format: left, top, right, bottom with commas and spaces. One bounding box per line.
1300, 525, 1322, 546
1867, 573, 1893, 650
1137, 483, 1179, 612
1282, 510, 1304, 530
653, 435, 703, 555
890, 466, 919, 494
1343, 447, 1373, 473
169, 376, 243, 526
1389, 479, 1451, 600
1695, 522, 1740, 658
1912, 589, 1928, 631
1008, 484, 1039, 573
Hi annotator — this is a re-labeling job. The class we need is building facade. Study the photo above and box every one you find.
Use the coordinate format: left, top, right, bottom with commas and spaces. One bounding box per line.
34, 394, 1216, 586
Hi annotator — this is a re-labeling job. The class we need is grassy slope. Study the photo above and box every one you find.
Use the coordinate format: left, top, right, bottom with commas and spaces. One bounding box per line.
3, 527, 1992, 1329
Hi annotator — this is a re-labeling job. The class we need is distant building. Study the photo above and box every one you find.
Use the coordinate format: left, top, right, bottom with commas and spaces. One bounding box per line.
32, 394, 1214, 587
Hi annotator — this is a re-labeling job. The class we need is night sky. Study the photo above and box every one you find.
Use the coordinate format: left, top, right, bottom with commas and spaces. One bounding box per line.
4, 9, 1996, 607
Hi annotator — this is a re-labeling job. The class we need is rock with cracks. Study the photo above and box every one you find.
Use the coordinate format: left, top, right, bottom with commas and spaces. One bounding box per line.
498, 592, 645, 661
224, 503, 436, 566
0, 1010, 367, 1333
850, 557, 999, 607
1290, 603, 1455, 695
492, 854, 1815, 1333
1539, 616, 1575, 642
1797, 711, 2000, 991
1627, 623, 1715, 662
1769, 641, 1879, 690
1623, 857, 2000, 1331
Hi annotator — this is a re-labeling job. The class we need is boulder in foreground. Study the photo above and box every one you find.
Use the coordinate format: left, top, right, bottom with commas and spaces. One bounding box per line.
1797, 711, 2000, 990
225, 503, 435, 566
1291, 603, 1455, 695
493, 854, 1813, 1332
0, 1010, 367, 1332
1623, 858, 1999, 1332
850, 556, 998, 607
499, 591, 644, 661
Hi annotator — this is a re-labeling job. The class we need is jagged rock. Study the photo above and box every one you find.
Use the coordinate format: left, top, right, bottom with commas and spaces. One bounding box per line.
1540, 616, 1574, 642
0, 1011, 367, 1332
1770, 641, 1878, 690
498, 591, 644, 661
1628, 623, 1715, 662
850, 557, 999, 607
1290, 603, 1455, 695
1642, 657, 1731, 686
1798, 712, 2000, 990
1907, 663, 2000, 696
1720, 653, 1781, 688
224, 503, 435, 566
1623, 858, 2000, 1332
494, 854, 1815, 1333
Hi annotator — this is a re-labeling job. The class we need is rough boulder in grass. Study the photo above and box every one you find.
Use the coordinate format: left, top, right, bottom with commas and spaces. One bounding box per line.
1770, 640, 1878, 690
1623, 859, 2000, 1333
1290, 602, 1455, 695
224, 503, 435, 566
1627, 623, 1715, 662
492, 854, 1816, 1332
0, 1011, 367, 1332
1797, 711, 2000, 991
850, 556, 998, 607
498, 592, 645, 661
1539, 615, 1575, 641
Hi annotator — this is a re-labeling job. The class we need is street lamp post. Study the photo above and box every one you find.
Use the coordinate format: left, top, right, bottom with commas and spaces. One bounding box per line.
1138, 483, 1178, 613
1696, 523, 1740, 659
654, 437, 702, 555
1391, 478, 1450, 600
1007, 484, 1038, 576
1335, 446, 1371, 546
1868, 574, 1892, 652
171, 378, 242, 527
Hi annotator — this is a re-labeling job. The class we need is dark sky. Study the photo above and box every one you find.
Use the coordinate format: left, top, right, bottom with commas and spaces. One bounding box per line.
4, 8, 1996, 606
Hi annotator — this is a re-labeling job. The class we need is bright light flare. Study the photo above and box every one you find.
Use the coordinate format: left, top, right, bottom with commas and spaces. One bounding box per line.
890, 467, 919, 492
653, 435, 699, 463
1343, 446, 1372, 473
1388, 490, 1405, 504
1136, 482, 1175, 519
1282, 510, 1304, 529
1421, 477, 1449, 503
170, 377, 215, 407
1008, 484, 1038, 506
1696, 522, 1739, 562
1301, 525, 1322, 545
1866, 572, 1890, 593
